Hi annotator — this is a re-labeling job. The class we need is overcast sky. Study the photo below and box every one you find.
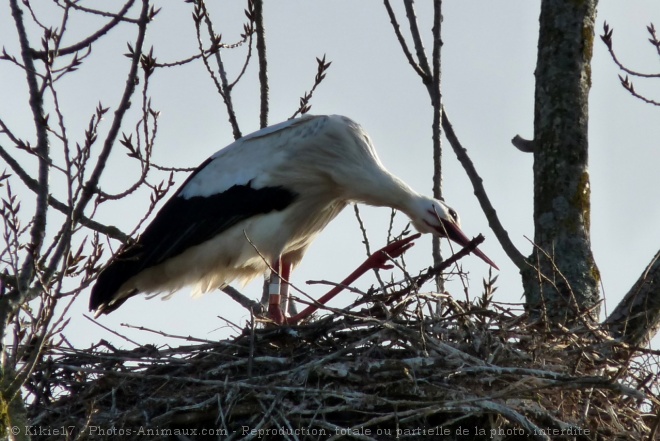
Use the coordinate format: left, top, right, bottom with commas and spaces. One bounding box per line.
1, 2, 659, 348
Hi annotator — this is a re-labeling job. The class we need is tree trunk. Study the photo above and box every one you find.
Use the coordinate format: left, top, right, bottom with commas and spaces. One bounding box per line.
523, 0, 600, 325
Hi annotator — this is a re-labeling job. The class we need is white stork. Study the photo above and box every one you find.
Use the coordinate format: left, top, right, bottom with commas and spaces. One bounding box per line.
90, 114, 497, 324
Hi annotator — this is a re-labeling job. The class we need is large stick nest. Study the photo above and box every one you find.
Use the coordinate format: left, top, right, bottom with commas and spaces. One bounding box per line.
27, 288, 660, 440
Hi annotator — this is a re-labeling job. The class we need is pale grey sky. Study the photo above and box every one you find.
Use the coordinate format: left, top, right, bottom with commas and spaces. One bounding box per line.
1, 2, 659, 347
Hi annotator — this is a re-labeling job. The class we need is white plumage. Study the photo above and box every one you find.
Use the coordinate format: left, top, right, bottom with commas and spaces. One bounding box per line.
90, 114, 496, 323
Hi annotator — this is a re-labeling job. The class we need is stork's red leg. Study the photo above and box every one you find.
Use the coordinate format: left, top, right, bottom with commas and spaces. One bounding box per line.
279, 261, 298, 316
267, 259, 285, 324
287, 233, 421, 324
267, 259, 294, 324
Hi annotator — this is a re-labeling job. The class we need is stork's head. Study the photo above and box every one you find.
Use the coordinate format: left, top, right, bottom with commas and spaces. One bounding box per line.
410, 197, 498, 269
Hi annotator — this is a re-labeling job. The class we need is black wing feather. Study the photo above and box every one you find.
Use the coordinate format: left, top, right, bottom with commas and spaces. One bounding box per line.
90, 183, 297, 314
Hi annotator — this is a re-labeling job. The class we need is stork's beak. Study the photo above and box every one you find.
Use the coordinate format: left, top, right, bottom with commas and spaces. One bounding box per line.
437, 219, 499, 270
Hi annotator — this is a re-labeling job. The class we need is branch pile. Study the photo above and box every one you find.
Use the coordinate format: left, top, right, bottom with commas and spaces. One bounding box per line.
27, 293, 659, 440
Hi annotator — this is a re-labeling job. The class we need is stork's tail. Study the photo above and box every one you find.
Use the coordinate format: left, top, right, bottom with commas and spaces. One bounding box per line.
89, 258, 141, 316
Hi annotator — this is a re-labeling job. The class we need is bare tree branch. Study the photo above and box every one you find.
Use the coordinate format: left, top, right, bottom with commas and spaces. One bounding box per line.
58, 0, 140, 22
442, 106, 527, 270
605, 249, 660, 348
382, 0, 427, 79
601, 21, 660, 107
194, 0, 242, 140
617, 75, 660, 106
511, 135, 535, 153
9, 0, 51, 296
402, 0, 432, 80
70, 0, 151, 230
253, 0, 269, 128
222, 286, 264, 316
289, 55, 332, 119
30, 0, 138, 60
0, 146, 128, 240
430, 0, 443, 291
601, 22, 660, 79
383, 0, 448, 292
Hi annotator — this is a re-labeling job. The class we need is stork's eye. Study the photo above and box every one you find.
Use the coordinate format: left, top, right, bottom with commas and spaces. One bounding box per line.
449, 209, 458, 222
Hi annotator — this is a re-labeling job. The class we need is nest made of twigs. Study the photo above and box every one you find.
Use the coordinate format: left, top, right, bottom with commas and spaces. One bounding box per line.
26, 287, 660, 441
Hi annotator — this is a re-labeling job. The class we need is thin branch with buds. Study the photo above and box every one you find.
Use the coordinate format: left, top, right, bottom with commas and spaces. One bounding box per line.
601, 21, 660, 106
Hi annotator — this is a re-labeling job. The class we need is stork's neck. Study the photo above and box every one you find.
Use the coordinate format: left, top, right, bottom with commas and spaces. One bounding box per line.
344, 167, 424, 215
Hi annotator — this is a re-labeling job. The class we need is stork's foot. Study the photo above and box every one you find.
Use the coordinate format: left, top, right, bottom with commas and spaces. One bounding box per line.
286, 233, 421, 325
360, 233, 421, 272
268, 302, 287, 325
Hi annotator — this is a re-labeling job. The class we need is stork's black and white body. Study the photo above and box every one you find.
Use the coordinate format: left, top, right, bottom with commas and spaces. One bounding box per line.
90, 115, 497, 323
